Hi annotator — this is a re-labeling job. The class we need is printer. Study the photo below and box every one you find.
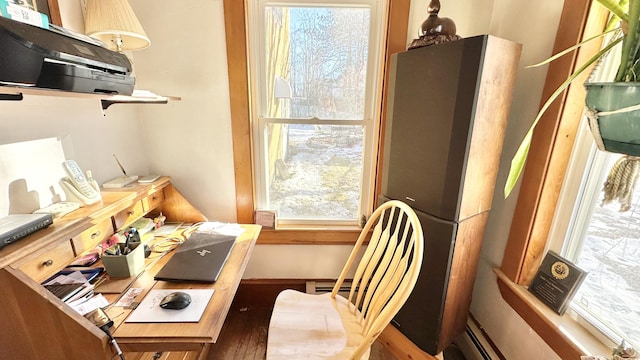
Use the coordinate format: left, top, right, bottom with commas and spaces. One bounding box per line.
0, 16, 134, 95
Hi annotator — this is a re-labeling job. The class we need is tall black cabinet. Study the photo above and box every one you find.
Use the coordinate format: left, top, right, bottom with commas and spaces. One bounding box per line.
380, 35, 521, 355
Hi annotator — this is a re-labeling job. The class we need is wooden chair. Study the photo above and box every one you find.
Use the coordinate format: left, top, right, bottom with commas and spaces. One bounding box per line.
266, 200, 424, 359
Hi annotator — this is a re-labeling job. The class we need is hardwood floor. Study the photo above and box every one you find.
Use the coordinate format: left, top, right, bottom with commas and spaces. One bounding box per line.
207, 305, 397, 360
205, 282, 467, 360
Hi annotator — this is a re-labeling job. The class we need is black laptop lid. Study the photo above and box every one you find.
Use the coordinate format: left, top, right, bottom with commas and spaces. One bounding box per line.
154, 233, 236, 283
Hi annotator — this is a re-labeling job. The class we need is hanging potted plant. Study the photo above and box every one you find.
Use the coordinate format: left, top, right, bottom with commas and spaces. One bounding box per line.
505, 0, 640, 197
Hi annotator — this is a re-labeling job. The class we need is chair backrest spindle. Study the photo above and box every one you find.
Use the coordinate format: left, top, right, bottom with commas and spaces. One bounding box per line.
331, 200, 424, 359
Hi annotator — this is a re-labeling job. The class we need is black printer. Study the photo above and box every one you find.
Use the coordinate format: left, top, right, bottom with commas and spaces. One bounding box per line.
0, 16, 134, 95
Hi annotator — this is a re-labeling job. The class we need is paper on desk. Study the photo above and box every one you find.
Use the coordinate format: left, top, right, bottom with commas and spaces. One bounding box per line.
125, 289, 214, 323
70, 294, 109, 315
195, 222, 245, 237
115, 288, 144, 307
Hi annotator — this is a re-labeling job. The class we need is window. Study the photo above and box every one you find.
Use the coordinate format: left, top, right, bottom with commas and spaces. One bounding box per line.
246, 0, 386, 227
562, 149, 640, 349
549, 121, 640, 349
546, 24, 640, 351
549, 90, 640, 350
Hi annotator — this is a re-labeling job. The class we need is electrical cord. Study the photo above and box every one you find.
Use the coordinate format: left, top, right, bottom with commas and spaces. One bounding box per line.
85, 308, 125, 360
106, 330, 125, 360
148, 236, 184, 254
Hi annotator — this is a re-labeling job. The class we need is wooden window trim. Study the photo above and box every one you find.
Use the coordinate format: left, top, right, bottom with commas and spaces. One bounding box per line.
497, 0, 610, 357
223, 0, 410, 244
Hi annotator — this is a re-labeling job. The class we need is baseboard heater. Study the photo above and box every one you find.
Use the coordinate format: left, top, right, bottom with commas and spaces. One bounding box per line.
456, 318, 502, 360
306, 280, 352, 297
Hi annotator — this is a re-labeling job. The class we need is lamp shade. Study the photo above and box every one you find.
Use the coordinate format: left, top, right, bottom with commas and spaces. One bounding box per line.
85, 0, 150, 52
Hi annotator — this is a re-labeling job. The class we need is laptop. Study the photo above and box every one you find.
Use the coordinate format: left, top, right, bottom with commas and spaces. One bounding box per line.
0, 213, 53, 249
154, 232, 236, 283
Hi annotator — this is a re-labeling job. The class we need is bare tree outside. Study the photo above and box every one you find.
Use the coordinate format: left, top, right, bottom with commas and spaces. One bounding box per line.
262, 6, 372, 222
289, 7, 369, 120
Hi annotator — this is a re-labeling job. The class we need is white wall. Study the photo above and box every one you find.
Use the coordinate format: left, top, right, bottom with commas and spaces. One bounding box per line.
131, 0, 238, 223
0, 96, 148, 188
0, 0, 567, 358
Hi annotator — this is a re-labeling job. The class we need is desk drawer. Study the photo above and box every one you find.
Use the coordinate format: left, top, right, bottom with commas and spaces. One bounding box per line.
14, 240, 75, 282
114, 200, 144, 231
142, 189, 165, 212
71, 218, 113, 255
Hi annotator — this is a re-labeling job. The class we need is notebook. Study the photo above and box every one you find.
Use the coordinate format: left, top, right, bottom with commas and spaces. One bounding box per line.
154, 232, 236, 283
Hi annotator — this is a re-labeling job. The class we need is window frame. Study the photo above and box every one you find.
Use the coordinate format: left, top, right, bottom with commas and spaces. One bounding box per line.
553, 125, 640, 349
246, 0, 385, 227
496, 0, 613, 358
223, 0, 411, 243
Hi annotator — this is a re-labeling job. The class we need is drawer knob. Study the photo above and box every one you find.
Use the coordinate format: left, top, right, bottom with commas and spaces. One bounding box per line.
43, 259, 53, 267
91, 231, 101, 239
128, 211, 135, 216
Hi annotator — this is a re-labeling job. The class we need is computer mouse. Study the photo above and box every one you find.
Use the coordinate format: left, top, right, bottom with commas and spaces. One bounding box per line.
159, 291, 192, 310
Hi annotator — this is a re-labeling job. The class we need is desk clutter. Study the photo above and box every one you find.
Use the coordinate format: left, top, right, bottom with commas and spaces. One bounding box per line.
42, 268, 110, 315
40, 219, 245, 321
0, 173, 263, 359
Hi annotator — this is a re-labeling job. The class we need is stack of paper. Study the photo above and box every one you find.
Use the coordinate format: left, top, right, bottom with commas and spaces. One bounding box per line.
42, 270, 109, 315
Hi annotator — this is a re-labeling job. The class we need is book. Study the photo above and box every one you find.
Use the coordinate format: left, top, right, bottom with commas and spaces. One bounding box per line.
44, 283, 85, 302
42, 268, 104, 284
528, 251, 588, 315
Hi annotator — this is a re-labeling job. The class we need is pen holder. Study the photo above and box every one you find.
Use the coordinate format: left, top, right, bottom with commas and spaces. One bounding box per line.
101, 243, 144, 278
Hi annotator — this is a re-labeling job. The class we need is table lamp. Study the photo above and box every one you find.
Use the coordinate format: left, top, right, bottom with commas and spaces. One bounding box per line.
84, 0, 150, 52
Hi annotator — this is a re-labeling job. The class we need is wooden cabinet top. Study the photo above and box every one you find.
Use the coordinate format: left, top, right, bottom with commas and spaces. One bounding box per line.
0, 177, 192, 268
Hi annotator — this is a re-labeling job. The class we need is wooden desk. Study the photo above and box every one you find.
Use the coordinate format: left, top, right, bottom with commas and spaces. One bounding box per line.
110, 224, 261, 355
0, 178, 259, 359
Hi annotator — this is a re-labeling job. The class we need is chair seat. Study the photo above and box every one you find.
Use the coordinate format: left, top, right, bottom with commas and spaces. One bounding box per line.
266, 289, 371, 360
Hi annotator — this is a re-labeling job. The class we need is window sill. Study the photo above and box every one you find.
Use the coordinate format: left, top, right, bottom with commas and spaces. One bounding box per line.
494, 268, 610, 359
257, 227, 366, 245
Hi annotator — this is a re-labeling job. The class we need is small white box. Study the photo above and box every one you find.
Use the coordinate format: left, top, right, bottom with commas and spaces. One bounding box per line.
255, 210, 277, 228
102, 175, 139, 189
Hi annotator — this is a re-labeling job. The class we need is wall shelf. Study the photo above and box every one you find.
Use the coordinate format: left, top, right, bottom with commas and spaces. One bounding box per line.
100, 93, 181, 110
0, 85, 180, 111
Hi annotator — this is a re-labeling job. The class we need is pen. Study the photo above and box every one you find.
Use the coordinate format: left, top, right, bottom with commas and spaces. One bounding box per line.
93, 276, 107, 288
113, 154, 128, 176
123, 232, 131, 255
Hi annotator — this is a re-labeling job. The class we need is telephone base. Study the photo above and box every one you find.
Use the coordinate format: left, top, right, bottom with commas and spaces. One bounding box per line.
103, 175, 139, 189
34, 201, 80, 218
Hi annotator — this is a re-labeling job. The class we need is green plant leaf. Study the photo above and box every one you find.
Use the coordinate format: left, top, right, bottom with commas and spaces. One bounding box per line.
504, 130, 532, 197
505, 38, 622, 198
526, 28, 618, 69
616, 0, 640, 80
596, 0, 629, 23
